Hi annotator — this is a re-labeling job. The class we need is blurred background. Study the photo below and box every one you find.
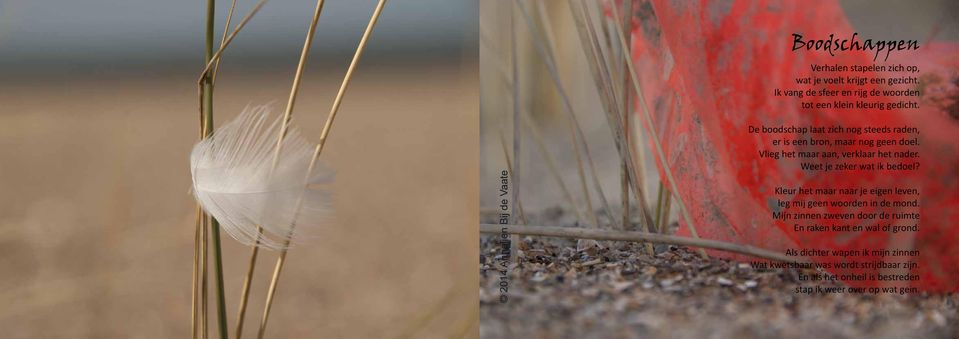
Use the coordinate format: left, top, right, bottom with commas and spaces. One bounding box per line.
0, 0, 478, 338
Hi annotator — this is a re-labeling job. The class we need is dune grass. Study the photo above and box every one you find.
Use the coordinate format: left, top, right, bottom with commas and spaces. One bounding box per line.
479, 1, 804, 264
256, 2, 388, 337
192, 1, 266, 338
188, 0, 386, 336
201, 0, 231, 336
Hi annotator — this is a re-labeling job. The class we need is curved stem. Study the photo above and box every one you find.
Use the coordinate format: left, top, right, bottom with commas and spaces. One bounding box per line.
257, 1, 388, 337
608, 3, 707, 258
202, 0, 229, 337
481, 224, 803, 263
212, 0, 239, 85
235, 1, 325, 337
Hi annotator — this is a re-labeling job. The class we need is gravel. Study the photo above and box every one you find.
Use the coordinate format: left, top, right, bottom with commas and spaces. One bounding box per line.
480, 231, 959, 339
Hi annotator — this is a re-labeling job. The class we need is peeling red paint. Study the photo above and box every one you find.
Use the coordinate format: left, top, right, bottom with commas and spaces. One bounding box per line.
620, 0, 959, 291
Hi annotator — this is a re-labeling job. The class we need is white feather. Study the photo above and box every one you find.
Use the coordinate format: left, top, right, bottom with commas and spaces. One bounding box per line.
190, 105, 333, 250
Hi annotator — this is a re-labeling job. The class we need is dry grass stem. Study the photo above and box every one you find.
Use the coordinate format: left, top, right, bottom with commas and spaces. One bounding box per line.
196, 0, 269, 84
516, 1, 614, 227
607, 2, 707, 258
508, 5, 523, 230
189, 1, 268, 338
233, 228, 260, 339
619, 0, 632, 231
660, 187, 672, 234
191, 206, 202, 339
233, 1, 324, 337
212, 0, 239, 84
480, 224, 802, 263
654, 181, 664, 232
566, 1, 656, 254
522, 7, 597, 229
499, 130, 529, 225
521, 113, 584, 225
201, 215, 209, 339
201, 0, 228, 336
257, 1, 387, 337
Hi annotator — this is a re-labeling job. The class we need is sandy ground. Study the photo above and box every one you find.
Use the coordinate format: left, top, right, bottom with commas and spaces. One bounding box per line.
479, 208, 959, 339
480, 221, 959, 339
0, 62, 478, 338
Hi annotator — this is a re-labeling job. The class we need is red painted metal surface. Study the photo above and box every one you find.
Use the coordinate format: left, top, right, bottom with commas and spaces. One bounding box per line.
623, 0, 959, 291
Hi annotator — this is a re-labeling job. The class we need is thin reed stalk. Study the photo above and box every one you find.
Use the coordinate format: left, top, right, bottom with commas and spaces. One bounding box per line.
201, 0, 229, 336
207, 217, 228, 338
193, 44, 213, 335
212, 0, 239, 84
192, 84, 208, 334
257, 2, 387, 338
630, 109, 648, 216
568, 118, 600, 227
607, 2, 707, 258
191, 206, 202, 339
506, 6, 525, 259
481, 224, 802, 263
499, 130, 529, 225
619, 0, 632, 231
184, 3, 268, 337
509, 2, 522, 229
232, 1, 325, 337
516, 1, 614, 227
194, 1, 268, 337
480, 4, 567, 225
201, 216, 209, 339
565, 0, 656, 251
653, 181, 664, 231
545, 1, 600, 231
564, 0, 655, 234
521, 113, 584, 225
613, 3, 650, 227
659, 187, 672, 234
196, 0, 269, 84
234, 234, 259, 339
